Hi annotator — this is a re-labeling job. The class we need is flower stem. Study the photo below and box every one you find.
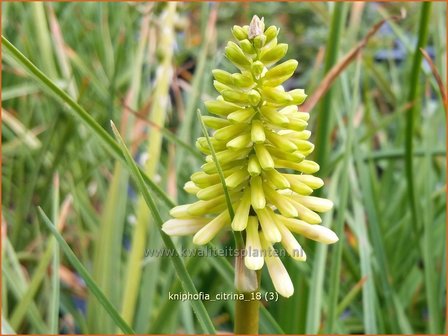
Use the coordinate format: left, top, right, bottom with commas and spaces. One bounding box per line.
234, 270, 260, 334
235, 292, 260, 334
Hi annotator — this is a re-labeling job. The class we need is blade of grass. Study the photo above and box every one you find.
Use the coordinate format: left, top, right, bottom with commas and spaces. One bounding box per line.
326, 56, 361, 332
110, 121, 216, 334
48, 174, 60, 333
404, 2, 431, 236
313, 1, 345, 177
37, 207, 135, 334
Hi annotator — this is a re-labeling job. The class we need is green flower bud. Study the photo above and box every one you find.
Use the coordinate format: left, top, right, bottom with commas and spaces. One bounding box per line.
225, 41, 251, 70
248, 154, 261, 176
228, 108, 256, 123
212, 69, 235, 86
260, 43, 288, 67
162, 16, 336, 299
264, 60, 298, 86
232, 25, 248, 40
251, 120, 266, 143
250, 175, 265, 209
232, 72, 255, 89
253, 34, 266, 49
264, 25, 279, 44
240, 39, 256, 55
204, 99, 241, 116
251, 61, 265, 79
289, 89, 307, 105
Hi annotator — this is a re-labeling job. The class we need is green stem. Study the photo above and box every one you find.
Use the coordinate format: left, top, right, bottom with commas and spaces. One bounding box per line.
234, 269, 261, 334
404, 1, 431, 236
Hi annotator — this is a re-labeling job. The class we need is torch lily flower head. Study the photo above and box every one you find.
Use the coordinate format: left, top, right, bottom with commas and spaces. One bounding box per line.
162, 15, 338, 298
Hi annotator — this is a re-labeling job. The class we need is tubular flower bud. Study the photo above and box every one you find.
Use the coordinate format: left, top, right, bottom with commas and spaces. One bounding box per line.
162, 16, 337, 298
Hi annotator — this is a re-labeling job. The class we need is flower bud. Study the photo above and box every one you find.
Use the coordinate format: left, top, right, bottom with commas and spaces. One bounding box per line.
232, 25, 248, 40
264, 25, 279, 44
260, 106, 290, 126
193, 210, 230, 245
264, 60, 298, 86
260, 43, 288, 67
256, 208, 281, 243
225, 41, 251, 70
276, 220, 306, 261
212, 69, 234, 86
264, 183, 298, 218
202, 116, 231, 129
248, 154, 261, 176
287, 198, 322, 224
250, 175, 265, 209
228, 108, 256, 123
281, 217, 338, 244
253, 34, 266, 49
263, 169, 290, 189
232, 72, 255, 89
204, 99, 241, 116
251, 120, 266, 143
244, 216, 264, 270
261, 86, 293, 104
162, 218, 209, 236
248, 15, 265, 39
184, 181, 200, 194
251, 61, 265, 79
265, 129, 298, 152
191, 171, 221, 187
289, 89, 307, 105
240, 39, 256, 55
231, 188, 251, 231
260, 233, 294, 298
227, 133, 252, 149
225, 170, 249, 189
255, 143, 275, 170
292, 195, 334, 213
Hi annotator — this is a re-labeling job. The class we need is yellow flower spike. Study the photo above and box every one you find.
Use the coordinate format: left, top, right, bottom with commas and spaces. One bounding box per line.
162, 16, 336, 298
193, 210, 230, 245
250, 175, 266, 209
231, 188, 252, 231
244, 216, 264, 270
260, 233, 294, 298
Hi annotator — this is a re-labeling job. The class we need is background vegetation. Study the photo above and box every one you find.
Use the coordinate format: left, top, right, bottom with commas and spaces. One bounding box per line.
2, 1, 446, 334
